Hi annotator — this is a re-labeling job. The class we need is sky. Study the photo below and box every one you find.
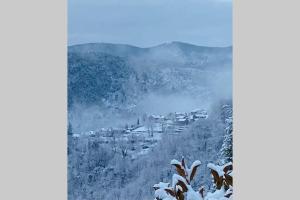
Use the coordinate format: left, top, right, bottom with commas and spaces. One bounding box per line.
68, 0, 232, 47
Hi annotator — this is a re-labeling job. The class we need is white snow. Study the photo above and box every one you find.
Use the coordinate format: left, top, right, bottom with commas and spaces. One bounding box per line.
153, 182, 170, 189
190, 160, 201, 169
170, 159, 181, 166
132, 126, 148, 132
155, 159, 232, 200
187, 189, 203, 200
172, 174, 188, 188
224, 186, 233, 197
72, 134, 80, 138
178, 118, 187, 122
187, 160, 201, 180
154, 188, 175, 200
191, 108, 202, 113
166, 120, 174, 124
207, 163, 224, 177
153, 182, 176, 200
205, 187, 228, 200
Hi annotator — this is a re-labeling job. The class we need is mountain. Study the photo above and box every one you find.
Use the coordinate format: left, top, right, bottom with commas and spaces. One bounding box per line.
68, 43, 144, 58
69, 41, 232, 69
68, 42, 232, 131
68, 52, 135, 106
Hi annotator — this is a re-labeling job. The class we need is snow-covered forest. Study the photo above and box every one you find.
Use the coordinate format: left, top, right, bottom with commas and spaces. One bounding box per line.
67, 42, 232, 200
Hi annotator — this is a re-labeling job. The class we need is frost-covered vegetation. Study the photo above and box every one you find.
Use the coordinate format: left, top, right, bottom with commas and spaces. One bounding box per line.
153, 158, 233, 200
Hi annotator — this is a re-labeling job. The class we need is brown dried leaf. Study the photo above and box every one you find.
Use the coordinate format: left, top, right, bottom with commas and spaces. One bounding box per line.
223, 164, 233, 174
165, 189, 176, 197
177, 180, 188, 193
172, 164, 186, 178
190, 163, 201, 181
211, 169, 223, 190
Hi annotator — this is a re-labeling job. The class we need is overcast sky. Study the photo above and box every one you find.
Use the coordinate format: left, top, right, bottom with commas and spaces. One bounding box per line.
68, 0, 232, 47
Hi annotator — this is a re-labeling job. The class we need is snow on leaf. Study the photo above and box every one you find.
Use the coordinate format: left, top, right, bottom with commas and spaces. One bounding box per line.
170, 159, 181, 166
188, 160, 201, 181
207, 163, 224, 177
172, 174, 188, 189
153, 182, 170, 190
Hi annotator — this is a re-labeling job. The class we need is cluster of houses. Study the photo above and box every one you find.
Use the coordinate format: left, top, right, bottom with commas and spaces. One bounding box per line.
129, 108, 208, 135
75, 108, 208, 138
73, 108, 208, 158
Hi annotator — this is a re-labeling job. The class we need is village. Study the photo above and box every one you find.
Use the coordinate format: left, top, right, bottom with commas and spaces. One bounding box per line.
72, 109, 208, 159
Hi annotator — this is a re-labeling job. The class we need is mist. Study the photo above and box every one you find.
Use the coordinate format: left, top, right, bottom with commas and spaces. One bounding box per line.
69, 68, 231, 133
135, 93, 208, 115
68, 42, 232, 133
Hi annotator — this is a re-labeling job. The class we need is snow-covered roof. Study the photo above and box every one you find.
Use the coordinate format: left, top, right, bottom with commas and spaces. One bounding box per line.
191, 108, 207, 113
132, 126, 148, 132
191, 109, 202, 113
175, 112, 185, 115
176, 115, 186, 119
166, 120, 174, 124
132, 124, 163, 133
72, 134, 80, 138
150, 115, 165, 119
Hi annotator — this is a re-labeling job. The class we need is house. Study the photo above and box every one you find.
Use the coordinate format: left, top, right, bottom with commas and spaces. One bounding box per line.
148, 115, 165, 123
174, 112, 189, 126
191, 109, 208, 120
131, 126, 148, 134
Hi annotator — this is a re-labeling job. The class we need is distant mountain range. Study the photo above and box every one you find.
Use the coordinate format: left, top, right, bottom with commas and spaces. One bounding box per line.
68, 42, 232, 130
69, 41, 232, 69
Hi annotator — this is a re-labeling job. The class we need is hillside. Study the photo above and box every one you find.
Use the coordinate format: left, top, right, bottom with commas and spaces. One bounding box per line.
68, 42, 232, 132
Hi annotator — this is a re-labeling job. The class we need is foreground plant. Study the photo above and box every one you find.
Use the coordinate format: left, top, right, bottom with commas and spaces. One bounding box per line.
153, 158, 233, 200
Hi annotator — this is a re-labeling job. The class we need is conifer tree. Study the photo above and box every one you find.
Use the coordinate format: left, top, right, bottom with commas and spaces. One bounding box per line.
220, 118, 233, 164
68, 122, 73, 136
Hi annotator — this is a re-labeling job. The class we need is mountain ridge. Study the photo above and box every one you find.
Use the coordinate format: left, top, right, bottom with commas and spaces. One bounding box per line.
68, 41, 232, 51
68, 41, 232, 70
